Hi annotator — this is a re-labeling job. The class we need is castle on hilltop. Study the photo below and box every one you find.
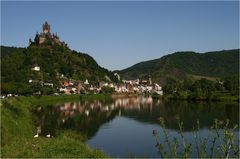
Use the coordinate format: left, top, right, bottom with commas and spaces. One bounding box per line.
29, 21, 67, 47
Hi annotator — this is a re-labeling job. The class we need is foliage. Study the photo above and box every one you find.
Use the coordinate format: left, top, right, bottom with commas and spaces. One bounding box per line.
101, 86, 115, 94
117, 49, 239, 85
1, 45, 119, 95
223, 76, 239, 95
162, 76, 239, 101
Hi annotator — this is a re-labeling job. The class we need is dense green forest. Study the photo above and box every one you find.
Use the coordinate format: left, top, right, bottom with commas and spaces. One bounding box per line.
117, 49, 239, 84
1, 44, 118, 95
161, 76, 239, 101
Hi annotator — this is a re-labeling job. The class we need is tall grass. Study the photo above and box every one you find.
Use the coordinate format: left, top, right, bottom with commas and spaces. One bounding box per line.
153, 117, 239, 158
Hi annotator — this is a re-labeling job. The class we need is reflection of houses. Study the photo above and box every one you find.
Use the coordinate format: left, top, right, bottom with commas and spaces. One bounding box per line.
37, 96, 237, 139
56, 100, 120, 139
55, 96, 158, 140
114, 96, 153, 110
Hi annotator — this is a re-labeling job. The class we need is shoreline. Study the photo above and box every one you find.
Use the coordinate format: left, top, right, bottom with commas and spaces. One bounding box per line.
1, 94, 239, 157
1, 94, 109, 158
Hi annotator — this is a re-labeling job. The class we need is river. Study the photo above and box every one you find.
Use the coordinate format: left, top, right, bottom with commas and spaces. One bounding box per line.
34, 96, 239, 157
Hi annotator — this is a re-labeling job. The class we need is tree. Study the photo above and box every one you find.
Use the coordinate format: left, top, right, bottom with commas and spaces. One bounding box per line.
101, 86, 115, 94
223, 76, 239, 94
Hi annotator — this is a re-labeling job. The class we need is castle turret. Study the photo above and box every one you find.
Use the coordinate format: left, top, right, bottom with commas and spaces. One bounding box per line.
42, 21, 50, 34
29, 38, 32, 45
34, 32, 39, 44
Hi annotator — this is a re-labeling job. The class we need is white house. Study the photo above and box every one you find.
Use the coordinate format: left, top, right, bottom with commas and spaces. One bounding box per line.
154, 90, 163, 95
44, 82, 54, 88
31, 65, 40, 71
84, 79, 89, 85
154, 83, 162, 91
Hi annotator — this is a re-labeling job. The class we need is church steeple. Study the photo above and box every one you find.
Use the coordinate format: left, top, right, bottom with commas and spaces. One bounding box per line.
148, 73, 152, 85
42, 21, 50, 34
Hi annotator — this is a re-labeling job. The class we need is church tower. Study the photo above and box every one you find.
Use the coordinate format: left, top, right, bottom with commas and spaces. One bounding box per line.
42, 21, 50, 34
148, 74, 152, 85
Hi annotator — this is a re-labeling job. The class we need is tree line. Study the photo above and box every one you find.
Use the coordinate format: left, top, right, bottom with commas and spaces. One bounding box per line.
163, 76, 239, 101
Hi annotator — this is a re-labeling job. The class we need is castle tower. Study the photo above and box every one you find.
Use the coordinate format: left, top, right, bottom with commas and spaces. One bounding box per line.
42, 21, 50, 34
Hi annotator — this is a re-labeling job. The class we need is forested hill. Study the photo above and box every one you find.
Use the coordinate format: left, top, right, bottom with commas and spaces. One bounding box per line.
1, 46, 25, 57
1, 44, 118, 93
117, 49, 239, 84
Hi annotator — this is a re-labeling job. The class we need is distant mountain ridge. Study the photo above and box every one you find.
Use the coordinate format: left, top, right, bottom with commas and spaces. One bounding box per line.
117, 49, 239, 84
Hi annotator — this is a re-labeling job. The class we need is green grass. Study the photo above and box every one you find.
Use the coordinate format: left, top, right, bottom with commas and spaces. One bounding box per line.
1, 131, 106, 158
1, 94, 109, 158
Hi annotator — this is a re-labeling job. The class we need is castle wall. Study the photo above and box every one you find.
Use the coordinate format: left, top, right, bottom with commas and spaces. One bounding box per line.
43, 29, 49, 34
39, 37, 45, 44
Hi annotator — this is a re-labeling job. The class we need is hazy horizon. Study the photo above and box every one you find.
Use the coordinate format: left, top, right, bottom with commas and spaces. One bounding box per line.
1, 1, 239, 70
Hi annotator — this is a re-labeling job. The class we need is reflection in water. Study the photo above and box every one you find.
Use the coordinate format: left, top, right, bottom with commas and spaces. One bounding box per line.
34, 96, 239, 157
121, 99, 239, 131
35, 96, 239, 137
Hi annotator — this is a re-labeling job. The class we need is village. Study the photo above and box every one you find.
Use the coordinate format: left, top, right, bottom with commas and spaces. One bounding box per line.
57, 72, 163, 95
1, 63, 163, 98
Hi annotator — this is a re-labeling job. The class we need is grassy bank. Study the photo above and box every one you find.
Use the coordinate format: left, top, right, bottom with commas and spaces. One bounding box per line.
1, 94, 110, 158
23, 93, 112, 105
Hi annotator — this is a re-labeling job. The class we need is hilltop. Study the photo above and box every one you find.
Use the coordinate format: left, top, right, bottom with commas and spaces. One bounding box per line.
1, 22, 118, 95
116, 49, 239, 84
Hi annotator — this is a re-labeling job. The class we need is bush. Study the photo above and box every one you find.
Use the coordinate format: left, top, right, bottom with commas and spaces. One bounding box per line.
101, 86, 115, 94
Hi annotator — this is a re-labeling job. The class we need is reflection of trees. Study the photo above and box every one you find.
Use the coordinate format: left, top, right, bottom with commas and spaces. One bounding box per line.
33, 105, 60, 136
122, 100, 239, 131
60, 108, 119, 139
36, 100, 120, 139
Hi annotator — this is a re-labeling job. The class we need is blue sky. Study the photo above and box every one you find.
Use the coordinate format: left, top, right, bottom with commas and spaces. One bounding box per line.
1, 1, 239, 70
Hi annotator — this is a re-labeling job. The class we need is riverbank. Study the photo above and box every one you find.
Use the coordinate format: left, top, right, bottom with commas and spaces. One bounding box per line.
152, 92, 239, 102
1, 94, 110, 158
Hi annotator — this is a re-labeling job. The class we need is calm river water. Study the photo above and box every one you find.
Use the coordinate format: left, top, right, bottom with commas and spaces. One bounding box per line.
35, 96, 239, 157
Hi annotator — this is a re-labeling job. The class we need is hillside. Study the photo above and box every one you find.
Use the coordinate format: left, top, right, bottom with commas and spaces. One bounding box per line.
1, 46, 25, 57
1, 44, 118, 94
117, 49, 239, 84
